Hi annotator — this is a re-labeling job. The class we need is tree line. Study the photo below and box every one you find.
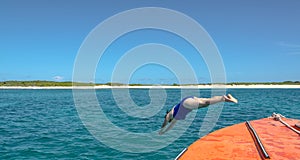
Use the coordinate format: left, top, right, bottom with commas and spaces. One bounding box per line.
0, 80, 299, 87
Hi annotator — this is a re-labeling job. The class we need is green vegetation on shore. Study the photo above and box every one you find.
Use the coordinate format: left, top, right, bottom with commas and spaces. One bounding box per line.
0, 80, 299, 87
0, 81, 93, 87
226, 81, 300, 85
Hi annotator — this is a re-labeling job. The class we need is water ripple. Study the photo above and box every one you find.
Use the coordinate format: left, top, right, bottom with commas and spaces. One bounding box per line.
0, 89, 299, 159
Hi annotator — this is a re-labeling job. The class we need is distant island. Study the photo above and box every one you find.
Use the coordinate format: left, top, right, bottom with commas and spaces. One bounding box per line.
0, 80, 299, 87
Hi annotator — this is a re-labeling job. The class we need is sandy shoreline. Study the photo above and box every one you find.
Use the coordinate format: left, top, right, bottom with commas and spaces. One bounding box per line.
1, 85, 300, 89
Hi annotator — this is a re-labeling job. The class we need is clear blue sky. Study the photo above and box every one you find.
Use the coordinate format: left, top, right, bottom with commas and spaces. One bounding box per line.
1, 0, 300, 84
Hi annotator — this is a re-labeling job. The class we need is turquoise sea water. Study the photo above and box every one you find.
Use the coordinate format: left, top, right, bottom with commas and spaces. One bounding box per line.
1, 89, 300, 159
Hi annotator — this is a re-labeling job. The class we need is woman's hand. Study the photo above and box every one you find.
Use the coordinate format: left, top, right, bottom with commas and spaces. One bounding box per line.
159, 130, 165, 135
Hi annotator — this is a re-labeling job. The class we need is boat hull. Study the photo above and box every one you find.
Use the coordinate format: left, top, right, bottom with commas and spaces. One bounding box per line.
178, 118, 300, 160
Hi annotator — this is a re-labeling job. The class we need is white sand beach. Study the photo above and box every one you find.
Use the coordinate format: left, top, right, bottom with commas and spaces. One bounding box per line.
1, 84, 300, 89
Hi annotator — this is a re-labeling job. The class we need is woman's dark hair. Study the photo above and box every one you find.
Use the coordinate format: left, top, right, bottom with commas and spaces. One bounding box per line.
164, 109, 170, 118
164, 109, 174, 122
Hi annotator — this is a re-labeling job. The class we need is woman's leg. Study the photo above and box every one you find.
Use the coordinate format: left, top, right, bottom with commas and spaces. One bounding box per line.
183, 94, 238, 109
199, 94, 237, 105
182, 97, 205, 109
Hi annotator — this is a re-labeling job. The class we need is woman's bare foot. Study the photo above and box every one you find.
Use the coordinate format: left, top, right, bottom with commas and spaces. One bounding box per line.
224, 94, 238, 103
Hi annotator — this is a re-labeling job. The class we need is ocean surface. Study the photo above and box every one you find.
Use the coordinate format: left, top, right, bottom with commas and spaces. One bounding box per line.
1, 89, 300, 159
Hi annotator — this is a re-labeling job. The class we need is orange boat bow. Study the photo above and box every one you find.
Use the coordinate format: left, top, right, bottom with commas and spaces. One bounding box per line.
178, 118, 300, 160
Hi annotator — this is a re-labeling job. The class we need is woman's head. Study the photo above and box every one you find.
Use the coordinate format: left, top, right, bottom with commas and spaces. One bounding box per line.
161, 109, 173, 128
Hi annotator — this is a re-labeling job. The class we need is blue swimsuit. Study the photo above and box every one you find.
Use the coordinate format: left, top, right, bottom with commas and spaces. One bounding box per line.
173, 96, 193, 120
